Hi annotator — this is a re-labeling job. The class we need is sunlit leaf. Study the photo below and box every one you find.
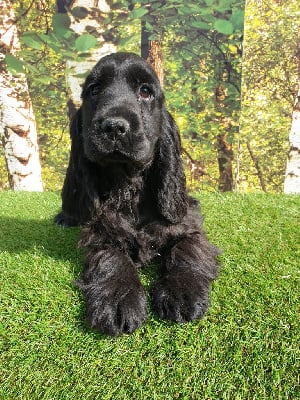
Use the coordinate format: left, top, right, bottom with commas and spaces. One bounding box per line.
214, 19, 234, 35
5, 54, 24, 74
75, 34, 98, 52
21, 32, 43, 50
130, 7, 149, 19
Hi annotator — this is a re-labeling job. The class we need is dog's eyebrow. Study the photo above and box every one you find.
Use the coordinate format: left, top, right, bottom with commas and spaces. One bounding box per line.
81, 66, 115, 96
92, 65, 115, 83
126, 64, 158, 85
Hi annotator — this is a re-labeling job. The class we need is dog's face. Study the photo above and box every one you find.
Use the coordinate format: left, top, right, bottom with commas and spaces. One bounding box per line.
80, 52, 165, 168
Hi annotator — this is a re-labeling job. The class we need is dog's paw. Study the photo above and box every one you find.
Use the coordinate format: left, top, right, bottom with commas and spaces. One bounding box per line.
151, 272, 210, 323
54, 212, 79, 227
81, 280, 147, 336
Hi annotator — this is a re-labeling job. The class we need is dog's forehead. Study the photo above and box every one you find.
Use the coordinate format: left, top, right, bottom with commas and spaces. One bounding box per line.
89, 53, 159, 85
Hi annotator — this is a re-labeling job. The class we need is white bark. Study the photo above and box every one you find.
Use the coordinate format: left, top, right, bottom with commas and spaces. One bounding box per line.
284, 89, 300, 193
66, 0, 116, 112
0, 1, 43, 191
284, 35, 300, 194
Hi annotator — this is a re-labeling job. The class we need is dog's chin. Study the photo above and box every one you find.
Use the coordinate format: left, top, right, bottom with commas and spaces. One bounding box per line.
88, 149, 152, 170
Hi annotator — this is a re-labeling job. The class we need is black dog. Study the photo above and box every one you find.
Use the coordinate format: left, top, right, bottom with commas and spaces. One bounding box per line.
55, 52, 219, 336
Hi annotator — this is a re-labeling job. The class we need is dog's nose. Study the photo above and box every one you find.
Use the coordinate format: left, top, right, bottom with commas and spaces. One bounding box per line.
101, 118, 130, 139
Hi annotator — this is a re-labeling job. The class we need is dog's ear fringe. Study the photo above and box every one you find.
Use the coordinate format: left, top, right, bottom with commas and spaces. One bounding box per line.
154, 110, 188, 224
60, 107, 94, 225
70, 107, 82, 140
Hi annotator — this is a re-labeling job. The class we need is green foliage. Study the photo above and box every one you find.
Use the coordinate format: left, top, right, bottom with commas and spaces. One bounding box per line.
21, 32, 44, 50
0, 191, 299, 398
5, 0, 71, 191
114, 0, 244, 191
1, 0, 245, 191
75, 34, 98, 52
19, 12, 99, 58
4, 53, 24, 73
129, 7, 149, 19
3, 1, 296, 193
126, 0, 244, 38
52, 12, 71, 32
240, 0, 298, 192
213, 19, 234, 35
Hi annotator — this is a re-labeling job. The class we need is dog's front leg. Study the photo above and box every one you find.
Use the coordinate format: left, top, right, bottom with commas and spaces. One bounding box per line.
151, 232, 219, 323
77, 245, 147, 336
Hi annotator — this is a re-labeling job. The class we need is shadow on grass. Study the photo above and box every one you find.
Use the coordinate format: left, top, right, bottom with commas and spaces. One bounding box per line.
0, 215, 81, 268
0, 215, 163, 336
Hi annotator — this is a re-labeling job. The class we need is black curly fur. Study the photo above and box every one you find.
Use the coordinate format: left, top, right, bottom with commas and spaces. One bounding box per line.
55, 52, 220, 336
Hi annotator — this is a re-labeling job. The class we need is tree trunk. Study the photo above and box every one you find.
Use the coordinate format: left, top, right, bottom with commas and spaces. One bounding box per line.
215, 83, 234, 192
58, 0, 116, 119
141, 15, 164, 86
217, 133, 234, 191
246, 141, 267, 192
284, 34, 300, 193
0, 0, 43, 191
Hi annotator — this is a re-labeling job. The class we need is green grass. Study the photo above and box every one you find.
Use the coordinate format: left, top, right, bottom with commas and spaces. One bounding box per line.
0, 191, 299, 400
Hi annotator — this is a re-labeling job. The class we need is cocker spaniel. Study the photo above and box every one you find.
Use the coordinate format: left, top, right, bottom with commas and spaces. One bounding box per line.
55, 52, 219, 336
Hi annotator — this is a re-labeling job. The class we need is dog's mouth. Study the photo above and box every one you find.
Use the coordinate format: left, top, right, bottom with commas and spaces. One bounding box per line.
86, 125, 154, 169
97, 149, 153, 172
102, 151, 133, 164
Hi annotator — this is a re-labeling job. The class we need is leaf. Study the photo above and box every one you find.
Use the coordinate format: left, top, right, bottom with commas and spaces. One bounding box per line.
217, 0, 235, 11
5, 54, 24, 74
35, 76, 55, 84
228, 43, 238, 54
178, 6, 194, 16
74, 72, 90, 79
144, 21, 153, 32
71, 6, 89, 19
26, 64, 39, 73
75, 34, 98, 52
48, 43, 61, 53
52, 13, 72, 38
119, 34, 139, 47
52, 13, 71, 30
230, 10, 245, 30
130, 7, 149, 19
148, 33, 159, 41
39, 32, 58, 45
21, 32, 43, 50
213, 19, 234, 35
190, 21, 210, 30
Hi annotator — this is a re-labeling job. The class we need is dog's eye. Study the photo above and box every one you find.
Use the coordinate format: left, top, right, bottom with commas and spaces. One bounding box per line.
89, 85, 101, 98
139, 85, 152, 100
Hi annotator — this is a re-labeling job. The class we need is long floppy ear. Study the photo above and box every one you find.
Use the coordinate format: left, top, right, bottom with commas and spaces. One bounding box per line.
57, 108, 90, 226
64, 107, 83, 181
154, 110, 188, 224
70, 107, 83, 142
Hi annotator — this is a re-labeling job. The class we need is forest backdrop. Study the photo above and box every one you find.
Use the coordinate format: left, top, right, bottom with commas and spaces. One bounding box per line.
0, 0, 299, 192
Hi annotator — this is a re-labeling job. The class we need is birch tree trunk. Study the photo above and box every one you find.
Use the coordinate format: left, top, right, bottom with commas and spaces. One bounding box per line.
284, 36, 300, 194
0, 0, 43, 191
60, 0, 116, 119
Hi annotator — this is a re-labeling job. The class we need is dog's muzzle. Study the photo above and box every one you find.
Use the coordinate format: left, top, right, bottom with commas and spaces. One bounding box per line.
100, 117, 130, 141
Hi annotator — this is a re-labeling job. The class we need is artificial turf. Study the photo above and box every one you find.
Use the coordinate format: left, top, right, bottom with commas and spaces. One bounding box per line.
0, 191, 299, 399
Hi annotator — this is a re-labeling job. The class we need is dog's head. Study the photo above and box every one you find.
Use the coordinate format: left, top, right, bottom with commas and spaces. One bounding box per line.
70, 52, 187, 223
77, 52, 164, 167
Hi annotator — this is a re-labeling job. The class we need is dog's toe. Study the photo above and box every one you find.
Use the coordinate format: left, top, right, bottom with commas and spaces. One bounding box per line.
81, 281, 147, 336
151, 273, 210, 323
